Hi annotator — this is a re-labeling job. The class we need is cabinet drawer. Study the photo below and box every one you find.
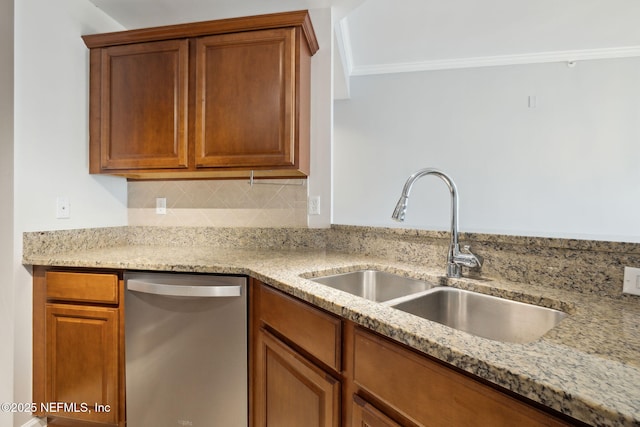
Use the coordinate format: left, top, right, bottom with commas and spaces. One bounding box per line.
353, 328, 569, 427
46, 272, 119, 304
258, 284, 341, 371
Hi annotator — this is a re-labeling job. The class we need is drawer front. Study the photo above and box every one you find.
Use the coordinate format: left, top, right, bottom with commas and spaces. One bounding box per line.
258, 284, 341, 371
353, 328, 569, 427
46, 271, 119, 304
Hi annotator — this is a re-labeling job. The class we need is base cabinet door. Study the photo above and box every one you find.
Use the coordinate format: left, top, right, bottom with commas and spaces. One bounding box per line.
352, 395, 402, 427
45, 304, 119, 424
254, 329, 340, 427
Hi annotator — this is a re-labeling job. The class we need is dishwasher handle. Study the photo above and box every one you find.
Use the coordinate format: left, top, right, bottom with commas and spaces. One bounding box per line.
127, 279, 242, 298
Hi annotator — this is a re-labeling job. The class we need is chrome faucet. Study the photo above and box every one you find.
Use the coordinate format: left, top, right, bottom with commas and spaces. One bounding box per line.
391, 168, 483, 278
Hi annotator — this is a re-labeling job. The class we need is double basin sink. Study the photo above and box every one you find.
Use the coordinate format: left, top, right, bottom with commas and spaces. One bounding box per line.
310, 269, 567, 344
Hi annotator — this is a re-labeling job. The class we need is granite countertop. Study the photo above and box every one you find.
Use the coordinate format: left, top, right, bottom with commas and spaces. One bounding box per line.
23, 243, 640, 426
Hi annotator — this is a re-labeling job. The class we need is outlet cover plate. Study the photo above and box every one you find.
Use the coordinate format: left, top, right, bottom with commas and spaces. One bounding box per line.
56, 197, 70, 219
623, 266, 640, 296
308, 196, 320, 215
156, 198, 167, 215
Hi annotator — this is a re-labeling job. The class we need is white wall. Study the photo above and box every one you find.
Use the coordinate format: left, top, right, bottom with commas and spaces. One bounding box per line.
0, 0, 14, 425
333, 58, 640, 242
308, 8, 333, 228
13, 1, 126, 425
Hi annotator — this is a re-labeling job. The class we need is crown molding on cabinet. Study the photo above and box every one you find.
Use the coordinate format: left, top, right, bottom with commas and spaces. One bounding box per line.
347, 45, 640, 76
83, 10, 319, 55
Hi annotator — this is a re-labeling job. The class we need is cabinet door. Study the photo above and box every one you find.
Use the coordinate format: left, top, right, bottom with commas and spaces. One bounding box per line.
352, 395, 403, 427
194, 28, 296, 169
95, 39, 189, 170
45, 304, 119, 424
254, 329, 340, 427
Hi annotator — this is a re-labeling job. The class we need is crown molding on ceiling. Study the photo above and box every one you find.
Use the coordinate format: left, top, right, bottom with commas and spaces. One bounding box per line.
336, 17, 354, 75
347, 45, 640, 76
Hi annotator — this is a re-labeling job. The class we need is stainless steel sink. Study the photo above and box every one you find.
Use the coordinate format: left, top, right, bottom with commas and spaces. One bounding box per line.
310, 270, 439, 302
389, 287, 567, 344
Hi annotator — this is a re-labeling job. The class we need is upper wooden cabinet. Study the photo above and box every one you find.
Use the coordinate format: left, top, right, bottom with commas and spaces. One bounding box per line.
82, 11, 318, 180
95, 39, 189, 171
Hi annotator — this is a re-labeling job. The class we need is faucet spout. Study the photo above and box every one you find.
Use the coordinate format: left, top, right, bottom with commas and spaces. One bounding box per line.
391, 168, 482, 278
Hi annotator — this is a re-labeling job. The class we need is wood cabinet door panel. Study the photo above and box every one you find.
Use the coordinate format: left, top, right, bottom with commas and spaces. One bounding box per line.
99, 39, 188, 170
195, 28, 296, 168
45, 304, 118, 424
254, 329, 340, 427
352, 395, 403, 427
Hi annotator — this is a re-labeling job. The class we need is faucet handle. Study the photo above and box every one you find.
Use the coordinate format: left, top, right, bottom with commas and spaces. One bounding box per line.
466, 245, 483, 268
455, 245, 484, 268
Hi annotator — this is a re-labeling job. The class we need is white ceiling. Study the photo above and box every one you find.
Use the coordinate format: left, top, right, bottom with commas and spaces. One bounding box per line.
88, 0, 640, 96
87, 0, 362, 27
342, 0, 640, 76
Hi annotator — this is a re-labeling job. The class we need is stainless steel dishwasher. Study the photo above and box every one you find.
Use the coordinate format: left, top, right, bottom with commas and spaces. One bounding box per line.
124, 272, 247, 427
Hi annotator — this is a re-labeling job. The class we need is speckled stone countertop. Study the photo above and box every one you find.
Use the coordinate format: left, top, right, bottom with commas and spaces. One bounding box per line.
23, 229, 640, 427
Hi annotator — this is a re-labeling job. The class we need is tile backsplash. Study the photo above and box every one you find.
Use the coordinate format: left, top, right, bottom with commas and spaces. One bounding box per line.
127, 179, 308, 227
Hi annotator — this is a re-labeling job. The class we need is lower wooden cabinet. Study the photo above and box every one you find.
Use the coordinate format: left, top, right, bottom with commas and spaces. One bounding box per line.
33, 267, 125, 427
31, 273, 581, 427
251, 280, 342, 427
254, 328, 341, 427
251, 281, 580, 427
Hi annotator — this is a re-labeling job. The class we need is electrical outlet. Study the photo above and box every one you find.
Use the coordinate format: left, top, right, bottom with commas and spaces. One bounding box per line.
156, 198, 167, 215
623, 266, 640, 296
308, 196, 321, 215
56, 197, 70, 219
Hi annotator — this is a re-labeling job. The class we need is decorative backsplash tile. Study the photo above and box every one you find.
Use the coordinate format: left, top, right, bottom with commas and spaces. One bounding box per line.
127, 179, 308, 227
